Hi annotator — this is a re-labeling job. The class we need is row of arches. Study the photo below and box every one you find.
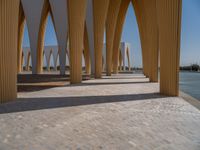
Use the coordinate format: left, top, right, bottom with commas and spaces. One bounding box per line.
19, 43, 131, 73
0, 0, 182, 103
17, 0, 135, 78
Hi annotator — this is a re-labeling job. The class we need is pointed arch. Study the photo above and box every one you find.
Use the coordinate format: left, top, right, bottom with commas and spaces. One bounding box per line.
112, 0, 131, 74
21, 0, 50, 74
49, 0, 68, 75
131, 0, 148, 76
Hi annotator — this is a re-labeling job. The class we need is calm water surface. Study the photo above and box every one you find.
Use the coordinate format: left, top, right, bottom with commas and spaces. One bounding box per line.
179, 72, 200, 100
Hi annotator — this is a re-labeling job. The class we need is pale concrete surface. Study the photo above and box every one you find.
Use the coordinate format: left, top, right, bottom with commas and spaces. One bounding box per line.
0, 74, 200, 150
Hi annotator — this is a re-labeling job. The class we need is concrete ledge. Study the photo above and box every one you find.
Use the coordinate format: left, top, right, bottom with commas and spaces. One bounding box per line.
180, 91, 200, 110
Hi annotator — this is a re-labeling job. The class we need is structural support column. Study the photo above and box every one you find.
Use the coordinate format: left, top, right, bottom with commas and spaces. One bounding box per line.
142, 0, 159, 82
68, 0, 87, 84
112, 0, 130, 74
106, 0, 122, 76
157, 0, 182, 96
17, 3, 25, 73
83, 25, 91, 75
0, 0, 19, 103
93, 0, 110, 78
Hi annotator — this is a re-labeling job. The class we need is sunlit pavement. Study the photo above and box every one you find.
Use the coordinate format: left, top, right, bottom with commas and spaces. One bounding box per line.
0, 73, 200, 150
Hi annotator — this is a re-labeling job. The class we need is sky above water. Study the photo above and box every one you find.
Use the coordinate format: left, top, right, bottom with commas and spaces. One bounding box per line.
23, 0, 200, 67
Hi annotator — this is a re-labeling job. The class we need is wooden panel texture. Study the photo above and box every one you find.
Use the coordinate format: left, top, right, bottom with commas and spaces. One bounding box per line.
0, 0, 19, 103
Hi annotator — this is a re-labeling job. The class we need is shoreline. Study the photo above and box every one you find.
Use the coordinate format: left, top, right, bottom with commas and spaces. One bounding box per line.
180, 91, 200, 110
180, 70, 200, 73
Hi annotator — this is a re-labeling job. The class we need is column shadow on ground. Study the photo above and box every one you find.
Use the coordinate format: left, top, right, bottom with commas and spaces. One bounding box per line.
0, 93, 167, 114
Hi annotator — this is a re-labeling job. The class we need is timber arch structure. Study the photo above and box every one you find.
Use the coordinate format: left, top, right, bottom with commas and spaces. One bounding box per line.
0, 0, 182, 103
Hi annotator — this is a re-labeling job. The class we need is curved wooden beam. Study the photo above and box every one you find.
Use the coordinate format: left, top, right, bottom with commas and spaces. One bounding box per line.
106, 0, 122, 76
132, 0, 159, 81
112, 0, 130, 74
37, 1, 50, 74
131, 0, 148, 76
17, 2, 25, 73
139, 0, 159, 82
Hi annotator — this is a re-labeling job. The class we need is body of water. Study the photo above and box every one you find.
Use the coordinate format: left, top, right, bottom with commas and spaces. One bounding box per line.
179, 72, 200, 100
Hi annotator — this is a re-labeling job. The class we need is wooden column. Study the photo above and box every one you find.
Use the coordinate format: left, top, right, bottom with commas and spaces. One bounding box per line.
112, 0, 130, 74
17, 3, 25, 73
157, 0, 182, 96
106, 0, 122, 76
142, 0, 159, 82
93, 0, 110, 78
0, 0, 19, 103
68, 0, 87, 84
132, 0, 149, 77
84, 24, 91, 75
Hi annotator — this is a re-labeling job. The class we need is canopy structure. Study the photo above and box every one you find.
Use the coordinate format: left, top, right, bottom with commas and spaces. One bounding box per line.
0, 0, 182, 103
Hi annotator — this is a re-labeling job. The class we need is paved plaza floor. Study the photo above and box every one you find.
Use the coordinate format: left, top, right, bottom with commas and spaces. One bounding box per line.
0, 73, 200, 150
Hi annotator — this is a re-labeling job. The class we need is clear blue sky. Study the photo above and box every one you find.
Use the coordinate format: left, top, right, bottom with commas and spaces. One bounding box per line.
23, 0, 200, 67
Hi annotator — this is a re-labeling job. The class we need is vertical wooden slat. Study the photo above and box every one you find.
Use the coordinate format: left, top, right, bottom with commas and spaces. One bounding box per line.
157, 0, 182, 96
0, 0, 19, 103
68, 0, 87, 84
